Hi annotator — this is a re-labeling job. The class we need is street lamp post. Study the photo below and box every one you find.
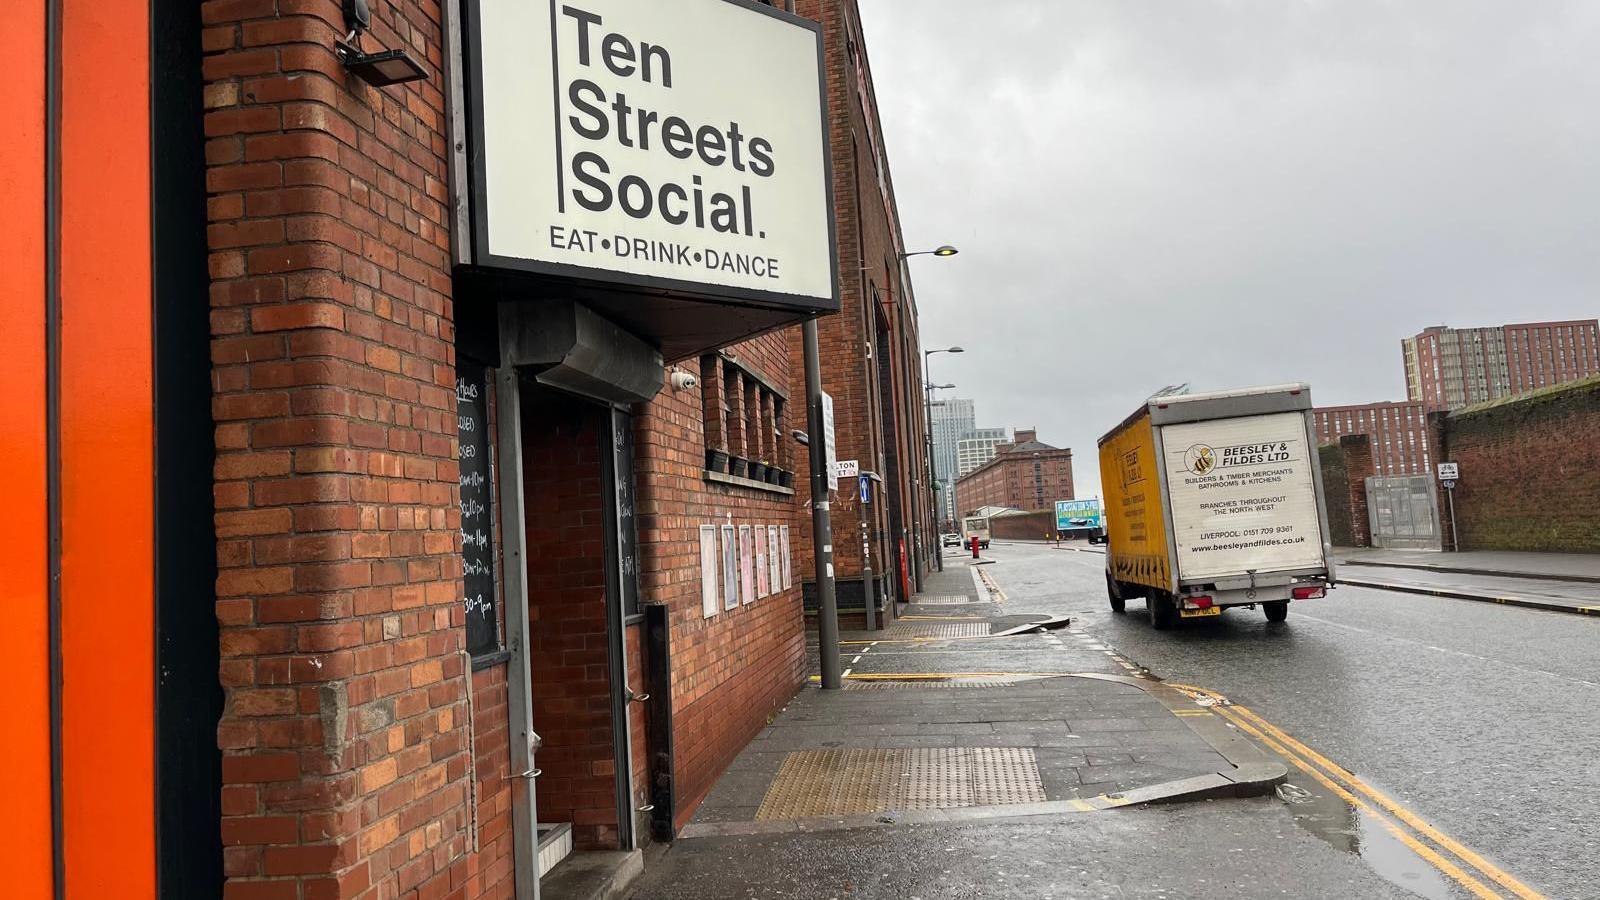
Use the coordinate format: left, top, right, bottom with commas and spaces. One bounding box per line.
923, 348, 963, 573
897, 245, 959, 586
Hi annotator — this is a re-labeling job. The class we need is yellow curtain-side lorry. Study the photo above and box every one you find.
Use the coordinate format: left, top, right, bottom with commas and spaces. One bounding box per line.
1098, 384, 1336, 629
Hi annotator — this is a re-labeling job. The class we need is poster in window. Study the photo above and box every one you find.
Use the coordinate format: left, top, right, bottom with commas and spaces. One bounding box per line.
739, 525, 755, 605
768, 526, 782, 593
755, 524, 769, 597
699, 525, 719, 619
721, 524, 739, 611
780, 526, 792, 589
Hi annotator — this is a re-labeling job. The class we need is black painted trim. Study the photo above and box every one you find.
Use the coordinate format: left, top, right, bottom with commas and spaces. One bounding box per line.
470, 649, 513, 671
44, 0, 65, 895
151, 0, 223, 895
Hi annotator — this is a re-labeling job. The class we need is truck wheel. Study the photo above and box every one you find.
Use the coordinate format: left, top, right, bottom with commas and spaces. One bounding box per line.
1106, 574, 1125, 613
1148, 592, 1177, 630
1264, 600, 1289, 623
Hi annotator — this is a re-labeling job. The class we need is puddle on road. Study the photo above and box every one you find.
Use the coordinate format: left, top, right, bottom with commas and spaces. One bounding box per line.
1277, 777, 1454, 900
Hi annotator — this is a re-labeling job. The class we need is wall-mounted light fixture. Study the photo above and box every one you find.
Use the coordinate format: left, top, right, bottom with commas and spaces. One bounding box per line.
338, 0, 428, 88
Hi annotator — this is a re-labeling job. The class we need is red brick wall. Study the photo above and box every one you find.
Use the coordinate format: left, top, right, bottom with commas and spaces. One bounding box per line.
1341, 434, 1375, 548
634, 333, 807, 830
204, 0, 473, 896
1435, 377, 1600, 551
465, 664, 514, 899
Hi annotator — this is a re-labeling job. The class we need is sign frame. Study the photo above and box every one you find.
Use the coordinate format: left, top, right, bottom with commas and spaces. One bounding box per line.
460, 0, 841, 314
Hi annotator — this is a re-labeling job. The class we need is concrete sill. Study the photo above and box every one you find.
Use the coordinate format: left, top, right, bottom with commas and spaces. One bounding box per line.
704, 469, 795, 496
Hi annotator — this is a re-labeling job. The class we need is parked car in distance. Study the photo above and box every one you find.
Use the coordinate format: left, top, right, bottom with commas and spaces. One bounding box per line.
941, 532, 963, 548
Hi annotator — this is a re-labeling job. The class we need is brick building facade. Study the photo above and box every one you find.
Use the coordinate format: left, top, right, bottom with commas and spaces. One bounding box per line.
1403, 320, 1600, 412
788, 0, 933, 617
1312, 401, 1430, 476
8, 1, 930, 898
953, 429, 1074, 516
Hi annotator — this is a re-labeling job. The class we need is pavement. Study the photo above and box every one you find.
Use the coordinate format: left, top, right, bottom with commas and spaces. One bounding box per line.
1335, 546, 1600, 582
626, 555, 1440, 899
1333, 547, 1600, 615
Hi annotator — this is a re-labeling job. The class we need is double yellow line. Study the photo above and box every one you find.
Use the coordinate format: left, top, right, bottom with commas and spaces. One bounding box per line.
1169, 684, 1545, 900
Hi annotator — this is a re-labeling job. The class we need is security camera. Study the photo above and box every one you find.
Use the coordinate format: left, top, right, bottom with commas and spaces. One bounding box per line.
670, 371, 699, 391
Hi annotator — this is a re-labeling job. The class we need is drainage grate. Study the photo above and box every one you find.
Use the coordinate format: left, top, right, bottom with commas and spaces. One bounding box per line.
756, 747, 1046, 819
843, 675, 1047, 690
885, 622, 990, 639
911, 594, 982, 606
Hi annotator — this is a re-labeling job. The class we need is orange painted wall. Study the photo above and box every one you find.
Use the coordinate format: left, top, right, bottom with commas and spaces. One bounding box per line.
0, 2, 55, 897
59, 0, 156, 895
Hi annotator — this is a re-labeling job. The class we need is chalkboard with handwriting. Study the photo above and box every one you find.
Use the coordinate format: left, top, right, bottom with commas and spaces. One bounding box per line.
458, 361, 498, 656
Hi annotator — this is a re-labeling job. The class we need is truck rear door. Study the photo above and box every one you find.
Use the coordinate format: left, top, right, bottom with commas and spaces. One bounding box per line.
1160, 411, 1326, 583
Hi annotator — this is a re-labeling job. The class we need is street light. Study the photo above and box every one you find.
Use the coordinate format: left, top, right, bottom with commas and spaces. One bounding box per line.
902, 245, 959, 259
923, 347, 964, 572
904, 247, 958, 585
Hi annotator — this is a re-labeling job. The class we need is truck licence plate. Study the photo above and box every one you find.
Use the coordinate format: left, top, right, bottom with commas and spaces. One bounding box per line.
1179, 607, 1221, 618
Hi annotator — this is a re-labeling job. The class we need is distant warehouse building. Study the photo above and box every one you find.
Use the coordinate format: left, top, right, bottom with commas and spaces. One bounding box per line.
954, 429, 1073, 515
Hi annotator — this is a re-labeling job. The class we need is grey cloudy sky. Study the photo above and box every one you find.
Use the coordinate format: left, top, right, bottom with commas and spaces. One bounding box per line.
858, 0, 1600, 497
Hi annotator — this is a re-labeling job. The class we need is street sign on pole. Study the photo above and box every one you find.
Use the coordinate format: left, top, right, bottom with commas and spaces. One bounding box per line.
859, 475, 870, 503
822, 391, 838, 492
1437, 462, 1459, 481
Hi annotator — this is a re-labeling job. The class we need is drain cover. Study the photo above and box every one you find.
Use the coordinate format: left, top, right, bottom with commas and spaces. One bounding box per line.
755, 747, 1046, 819
912, 594, 981, 606
885, 622, 990, 639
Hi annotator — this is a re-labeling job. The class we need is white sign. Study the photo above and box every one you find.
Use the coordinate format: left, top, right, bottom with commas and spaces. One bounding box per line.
835, 459, 859, 479
822, 391, 837, 492
471, 0, 836, 306
1437, 462, 1459, 481
1163, 412, 1326, 582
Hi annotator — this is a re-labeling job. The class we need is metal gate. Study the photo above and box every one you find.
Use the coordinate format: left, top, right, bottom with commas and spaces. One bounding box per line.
1365, 475, 1441, 550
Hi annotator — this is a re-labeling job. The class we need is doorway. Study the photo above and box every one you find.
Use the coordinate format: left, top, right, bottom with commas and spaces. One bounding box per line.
516, 382, 638, 858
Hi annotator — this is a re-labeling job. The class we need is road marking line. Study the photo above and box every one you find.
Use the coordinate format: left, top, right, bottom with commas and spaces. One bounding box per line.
1227, 704, 1546, 900
1214, 707, 1508, 900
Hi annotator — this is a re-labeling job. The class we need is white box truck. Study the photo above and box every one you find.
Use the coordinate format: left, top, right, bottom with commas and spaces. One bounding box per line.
1098, 383, 1335, 629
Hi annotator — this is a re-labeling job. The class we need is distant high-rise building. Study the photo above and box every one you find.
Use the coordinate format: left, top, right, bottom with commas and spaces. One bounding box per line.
1403, 320, 1600, 411
956, 429, 1008, 477
929, 398, 974, 526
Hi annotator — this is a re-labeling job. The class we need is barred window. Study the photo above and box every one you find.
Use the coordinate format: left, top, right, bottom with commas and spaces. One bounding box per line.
700, 353, 791, 490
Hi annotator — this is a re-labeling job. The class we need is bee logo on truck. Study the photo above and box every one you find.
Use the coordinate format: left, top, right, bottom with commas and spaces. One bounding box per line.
1184, 444, 1217, 475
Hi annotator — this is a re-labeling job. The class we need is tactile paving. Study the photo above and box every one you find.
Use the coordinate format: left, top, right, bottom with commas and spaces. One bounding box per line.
884, 622, 990, 639
842, 675, 1043, 690
755, 747, 1046, 819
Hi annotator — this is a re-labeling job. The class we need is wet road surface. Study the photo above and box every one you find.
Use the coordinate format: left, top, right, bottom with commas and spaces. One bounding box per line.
987, 540, 1599, 899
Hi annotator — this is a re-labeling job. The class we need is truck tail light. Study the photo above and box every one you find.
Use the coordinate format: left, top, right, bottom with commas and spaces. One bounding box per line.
1187, 595, 1214, 609
1292, 586, 1325, 600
